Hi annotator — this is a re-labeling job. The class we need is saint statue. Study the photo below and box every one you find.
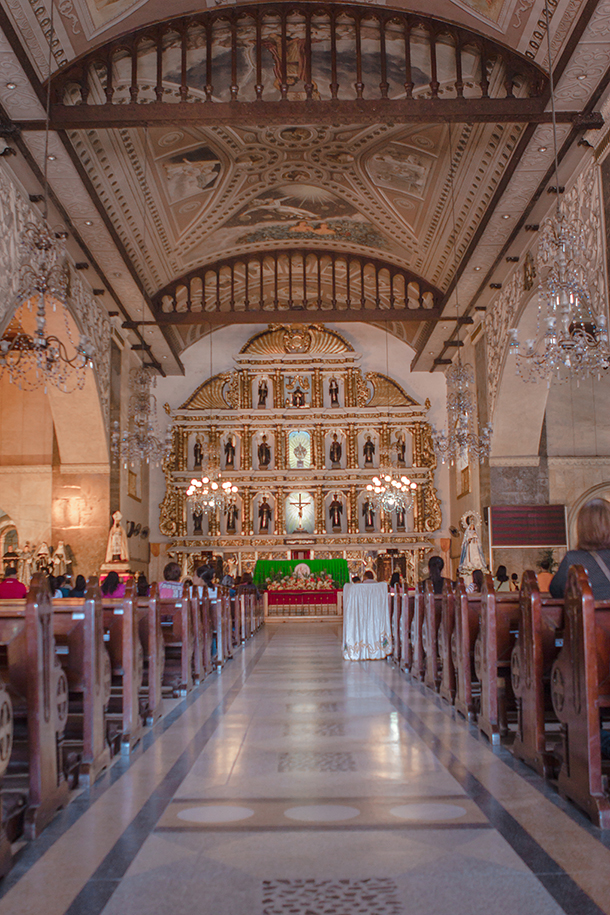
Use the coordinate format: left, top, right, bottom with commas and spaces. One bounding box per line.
291, 386, 306, 407
192, 509, 204, 534
329, 433, 342, 468
258, 434, 271, 469
105, 510, 130, 563
193, 437, 203, 469
35, 542, 51, 573
226, 502, 239, 533
258, 497, 272, 533
396, 506, 406, 531
258, 378, 268, 408
459, 516, 487, 573
362, 500, 375, 530
363, 435, 375, 466
51, 541, 67, 577
19, 542, 34, 585
224, 435, 236, 468
329, 377, 339, 407
395, 432, 406, 466
329, 495, 343, 531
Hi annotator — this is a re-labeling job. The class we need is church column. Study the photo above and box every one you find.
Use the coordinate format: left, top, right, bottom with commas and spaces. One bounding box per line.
312, 369, 323, 408
276, 486, 285, 535
242, 425, 252, 471
347, 424, 357, 469
273, 369, 283, 408
240, 370, 252, 410
313, 424, 323, 469
177, 489, 187, 537
176, 426, 188, 472
242, 487, 252, 535
315, 485, 324, 534
379, 422, 390, 466
274, 425, 285, 470
348, 485, 358, 533
413, 485, 424, 532
381, 508, 391, 534
209, 508, 219, 537
345, 368, 355, 408
209, 425, 220, 468
412, 423, 423, 467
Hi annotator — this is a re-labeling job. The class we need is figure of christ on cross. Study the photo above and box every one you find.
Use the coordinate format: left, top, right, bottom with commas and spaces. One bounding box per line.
289, 492, 313, 533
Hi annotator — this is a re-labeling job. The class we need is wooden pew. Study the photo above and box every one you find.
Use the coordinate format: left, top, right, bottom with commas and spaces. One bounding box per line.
550, 565, 610, 828
49, 581, 113, 785
409, 582, 426, 681
102, 580, 146, 753
453, 581, 481, 721
156, 582, 196, 695
0, 576, 70, 839
423, 582, 443, 692
475, 577, 521, 745
399, 589, 415, 673
0, 678, 14, 876
137, 587, 164, 726
439, 580, 456, 704
510, 572, 563, 778
388, 585, 402, 665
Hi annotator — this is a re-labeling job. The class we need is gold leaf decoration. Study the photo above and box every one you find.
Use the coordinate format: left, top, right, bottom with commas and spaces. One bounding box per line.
366, 372, 419, 407
240, 323, 353, 356
180, 373, 234, 410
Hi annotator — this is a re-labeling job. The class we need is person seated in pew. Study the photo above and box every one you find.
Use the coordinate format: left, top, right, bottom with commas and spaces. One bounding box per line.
69, 574, 87, 597
495, 565, 511, 592
509, 573, 519, 592
158, 562, 184, 599
466, 569, 484, 594
550, 499, 610, 601
424, 555, 450, 595
0, 566, 27, 598
136, 574, 150, 597
537, 559, 553, 592
101, 570, 126, 598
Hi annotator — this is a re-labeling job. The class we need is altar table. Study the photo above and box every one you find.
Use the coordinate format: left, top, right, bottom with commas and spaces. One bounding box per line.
265, 589, 342, 618
342, 582, 391, 660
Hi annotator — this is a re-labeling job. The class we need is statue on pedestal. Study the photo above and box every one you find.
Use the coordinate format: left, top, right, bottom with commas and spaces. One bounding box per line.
258, 497, 272, 533
363, 435, 375, 466
105, 511, 130, 564
329, 377, 340, 407
35, 542, 51, 573
193, 437, 203, 469
329, 494, 343, 531
258, 378, 268, 408
224, 435, 236, 468
19, 542, 34, 585
192, 509, 204, 534
396, 506, 406, 531
395, 432, 406, 466
362, 500, 375, 531
51, 541, 68, 577
329, 433, 342, 468
258, 434, 271, 469
458, 512, 487, 576
226, 502, 239, 533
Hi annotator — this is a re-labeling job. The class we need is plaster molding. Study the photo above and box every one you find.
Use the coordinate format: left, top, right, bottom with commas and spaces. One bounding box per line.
548, 456, 610, 466
489, 455, 541, 467
59, 463, 111, 474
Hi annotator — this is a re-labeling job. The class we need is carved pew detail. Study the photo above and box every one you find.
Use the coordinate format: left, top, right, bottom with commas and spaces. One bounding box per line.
551, 565, 610, 828
439, 581, 456, 704
423, 583, 443, 692
476, 577, 520, 745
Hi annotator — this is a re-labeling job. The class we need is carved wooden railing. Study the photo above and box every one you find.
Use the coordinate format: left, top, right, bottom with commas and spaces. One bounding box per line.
50, 4, 547, 126
151, 248, 442, 324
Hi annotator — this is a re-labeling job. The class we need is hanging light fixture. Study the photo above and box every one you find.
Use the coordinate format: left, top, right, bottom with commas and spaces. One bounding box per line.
366, 473, 417, 514
186, 473, 239, 515
0, 4, 94, 393
509, 0, 610, 382
431, 128, 492, 465
112, 366, 170, 467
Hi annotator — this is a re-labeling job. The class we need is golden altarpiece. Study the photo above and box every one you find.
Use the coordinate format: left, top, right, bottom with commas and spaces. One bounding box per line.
159, 325, 441, 580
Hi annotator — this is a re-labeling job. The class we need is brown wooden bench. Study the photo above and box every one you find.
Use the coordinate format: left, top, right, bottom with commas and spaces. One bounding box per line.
439, 580, 456, 704
0, 576, 70, 841
453, 582, 481, 721
475, 577, 521, 744
0, 676, 12, 877
102, 581, 146, 753
399, 589, 415, 674
550, 565, 610, 828
409, 582, 426, 681
155, 583, 196, 694
423, 583, 443, 692
509, 571, 564, 778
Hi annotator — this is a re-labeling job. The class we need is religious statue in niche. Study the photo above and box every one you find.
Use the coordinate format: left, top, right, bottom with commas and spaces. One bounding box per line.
395, 432, 406, 467
258, 434, 271, 469
51, 541, 70, 577
459, 512, 487, 574
105, 511, 130, 563
329, 494, 343, 531
225, 502, 239, 534
36, 542, 51, 572
329, 377, 340, 407
292, 386, 306, 407
19, 542, 34, 585
224, 435, 236, 468
192, 509, 204, 534
193, 437, 204, 469
258, 497, 272, 533
362, 500, 375, 531
363, 434, 375, 466
258, 378, 268, 408
329, 432, 342, 468
396, 506, 406, 531
285, 374, 310, 408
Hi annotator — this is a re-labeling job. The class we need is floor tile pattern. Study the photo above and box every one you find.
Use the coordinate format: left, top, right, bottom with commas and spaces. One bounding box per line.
261, 878, 403, 915
277, 751, 357, 772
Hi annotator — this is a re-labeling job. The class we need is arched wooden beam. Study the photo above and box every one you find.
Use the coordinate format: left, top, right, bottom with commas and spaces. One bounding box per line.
150, 248, 443, 325
48, 3, 548, 128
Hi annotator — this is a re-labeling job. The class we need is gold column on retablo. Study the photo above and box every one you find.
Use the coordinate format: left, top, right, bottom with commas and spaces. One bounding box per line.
242, 487, 252, 535
347, 424, 357, 469
348, 485, 358, 533
273, 369, 283, 408
242, 425, 252, 471
274, 426, 285, 470
276, 486, 285, 534
315, 485, 324, 534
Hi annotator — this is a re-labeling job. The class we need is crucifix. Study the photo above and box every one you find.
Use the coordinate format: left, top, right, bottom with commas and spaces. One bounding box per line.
289, 492, 311, 532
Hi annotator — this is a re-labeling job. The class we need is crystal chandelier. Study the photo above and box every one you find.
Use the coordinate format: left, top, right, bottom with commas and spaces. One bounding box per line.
366, 471, 417, 513
432, 361, 492, 465
509, 210, 610, 382
0, 5, 94, 394
112, 366, 170, 467
508, 0, 609, 383
186, 472, 239, 514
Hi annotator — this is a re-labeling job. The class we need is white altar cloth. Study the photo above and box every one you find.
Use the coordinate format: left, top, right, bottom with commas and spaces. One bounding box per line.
342, 582, 391, 660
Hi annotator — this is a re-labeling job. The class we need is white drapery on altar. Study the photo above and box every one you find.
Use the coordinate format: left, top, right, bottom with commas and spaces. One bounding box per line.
342, 582, 391, 660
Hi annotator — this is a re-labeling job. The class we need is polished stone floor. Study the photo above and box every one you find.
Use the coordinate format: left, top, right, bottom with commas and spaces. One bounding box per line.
2, 622, 610, 915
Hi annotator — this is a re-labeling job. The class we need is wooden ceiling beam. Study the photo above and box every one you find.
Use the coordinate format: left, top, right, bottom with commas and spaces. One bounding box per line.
154, 307, 440, 326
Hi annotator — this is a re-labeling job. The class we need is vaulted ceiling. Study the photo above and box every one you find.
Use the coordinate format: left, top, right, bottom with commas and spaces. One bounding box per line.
0, 0, 608, 374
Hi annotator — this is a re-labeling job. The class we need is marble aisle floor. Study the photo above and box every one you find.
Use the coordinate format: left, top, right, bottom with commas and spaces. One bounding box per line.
2, 622, 610, 915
